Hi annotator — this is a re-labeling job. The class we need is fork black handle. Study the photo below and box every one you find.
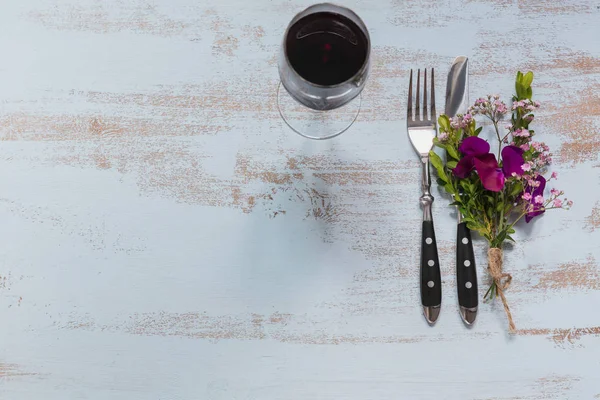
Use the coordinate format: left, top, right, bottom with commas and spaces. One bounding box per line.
456, 222, 478, 308
420, 220, 442, 307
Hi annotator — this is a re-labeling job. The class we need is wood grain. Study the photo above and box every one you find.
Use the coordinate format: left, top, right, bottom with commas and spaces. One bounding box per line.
1, 0, 599, 399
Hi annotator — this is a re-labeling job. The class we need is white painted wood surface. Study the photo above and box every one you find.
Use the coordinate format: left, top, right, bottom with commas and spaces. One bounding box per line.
1, 1, 600, 398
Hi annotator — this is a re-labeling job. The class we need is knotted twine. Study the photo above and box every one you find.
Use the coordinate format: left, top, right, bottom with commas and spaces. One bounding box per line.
487, 247, 516, 333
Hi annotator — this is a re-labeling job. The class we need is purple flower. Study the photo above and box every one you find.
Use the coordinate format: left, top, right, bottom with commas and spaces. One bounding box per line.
501, 146, 526, 177
453, 137, 524, 192
453, 137, 490, 178
474, 153, 505, 192
475, 146, 524, 191
460, 136, 490, 155
524, 175, 547, 222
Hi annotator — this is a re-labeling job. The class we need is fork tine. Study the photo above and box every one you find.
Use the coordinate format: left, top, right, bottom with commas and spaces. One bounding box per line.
423, 68, 428, 120
416, 69, 421, 120
407, 69, 413, 120
430, 68, 436, 120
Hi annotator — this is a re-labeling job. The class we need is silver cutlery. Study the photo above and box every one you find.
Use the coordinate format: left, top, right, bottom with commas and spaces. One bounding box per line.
444, 56, 478, 325
407, 68, 442, 324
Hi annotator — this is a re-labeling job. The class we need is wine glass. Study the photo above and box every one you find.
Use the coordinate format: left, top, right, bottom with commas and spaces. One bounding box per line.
277, 3, 371, 140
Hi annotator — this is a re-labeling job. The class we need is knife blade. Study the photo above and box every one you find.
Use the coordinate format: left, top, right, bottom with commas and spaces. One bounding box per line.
444, 56, 478, 325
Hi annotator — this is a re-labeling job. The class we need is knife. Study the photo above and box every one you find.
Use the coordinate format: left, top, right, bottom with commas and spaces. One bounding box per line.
444, 56, 478, 325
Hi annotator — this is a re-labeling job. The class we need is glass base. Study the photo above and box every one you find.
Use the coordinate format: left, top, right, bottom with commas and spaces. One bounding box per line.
277, 81, 361, 140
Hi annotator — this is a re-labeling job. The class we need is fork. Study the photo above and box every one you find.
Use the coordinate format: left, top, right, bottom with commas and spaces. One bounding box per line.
407, 68, 442, 325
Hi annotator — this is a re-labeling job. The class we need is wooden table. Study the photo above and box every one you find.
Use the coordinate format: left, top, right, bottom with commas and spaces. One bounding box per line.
2, 1, 599, 398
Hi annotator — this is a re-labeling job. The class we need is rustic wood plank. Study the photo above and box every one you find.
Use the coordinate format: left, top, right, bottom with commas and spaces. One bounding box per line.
1, 0, 599, 398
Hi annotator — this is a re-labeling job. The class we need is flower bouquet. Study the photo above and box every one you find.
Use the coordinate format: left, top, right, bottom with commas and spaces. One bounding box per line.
429, 71, 572, 332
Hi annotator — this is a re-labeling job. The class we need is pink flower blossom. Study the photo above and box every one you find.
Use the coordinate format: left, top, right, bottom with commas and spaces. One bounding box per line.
521, 163, 532, 172
520, 144, 530, 151
550, 188, 560, 196
522, 192, 532, 201
495, 101, 508, 114
567, 200, 573, 207
534, 195, 544, 204
438, 132, 449, 142
551, 171, 558, 179
534, 101, 541, 107
514, 129, 530, 137
553, 199, 563, 208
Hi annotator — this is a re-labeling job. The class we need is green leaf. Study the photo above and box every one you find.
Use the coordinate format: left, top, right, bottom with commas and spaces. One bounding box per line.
438, 115, 450, 132
516, 83, 526, 100
509, 181, 524, 197
506, 235, 516, 243
444, 184, 455, 195
466, 222, 479, 231
522, 71, 534, 87
429, 150, 448, 182
436, 177, 447, 186
446, 145, 460, 161
507, 228, 516, 234
446, 160, 458, 169
475, 127, 483, 135
496, 231, 507, 244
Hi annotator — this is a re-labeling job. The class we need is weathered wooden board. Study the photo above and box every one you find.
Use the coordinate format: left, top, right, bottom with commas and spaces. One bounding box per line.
1, 0, 599, 398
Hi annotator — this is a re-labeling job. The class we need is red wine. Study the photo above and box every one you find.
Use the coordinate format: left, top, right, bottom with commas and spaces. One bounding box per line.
285, 12, 368, 86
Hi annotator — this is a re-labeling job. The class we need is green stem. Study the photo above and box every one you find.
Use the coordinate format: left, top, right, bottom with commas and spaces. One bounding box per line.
506, 210, 528, 231
493, 119, 502, 159
499, 197, 505, 234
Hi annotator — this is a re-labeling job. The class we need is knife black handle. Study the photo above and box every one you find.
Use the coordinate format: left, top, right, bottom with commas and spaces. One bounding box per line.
456, 222, 478, 309
421, 220, 442, 307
